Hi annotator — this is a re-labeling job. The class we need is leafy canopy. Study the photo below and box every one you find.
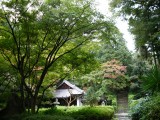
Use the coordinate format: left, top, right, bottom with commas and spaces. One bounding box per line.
0, 0, 117, 113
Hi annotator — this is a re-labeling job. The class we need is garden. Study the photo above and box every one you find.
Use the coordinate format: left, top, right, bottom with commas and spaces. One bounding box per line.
0, 0, 160, 120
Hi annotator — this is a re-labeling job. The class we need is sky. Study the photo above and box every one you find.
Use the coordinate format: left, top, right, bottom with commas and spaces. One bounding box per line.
95, 0, 135, 52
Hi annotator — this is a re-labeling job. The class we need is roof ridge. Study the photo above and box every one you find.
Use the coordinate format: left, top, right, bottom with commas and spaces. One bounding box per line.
57, 80, 83, 93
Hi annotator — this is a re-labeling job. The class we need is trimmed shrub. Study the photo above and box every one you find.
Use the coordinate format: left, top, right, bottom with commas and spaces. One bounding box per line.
1, 114, 75, 120
42, 107, 67, 115
22, 115, 75, 120
69, 106, 114, 120
43, 106, 114, 120
1, 106, 114, 120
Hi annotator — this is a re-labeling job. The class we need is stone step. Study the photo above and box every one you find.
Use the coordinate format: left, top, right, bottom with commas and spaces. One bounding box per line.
115, 113, 131, 120
116, 91, 130, 119
117, 100, 128, 103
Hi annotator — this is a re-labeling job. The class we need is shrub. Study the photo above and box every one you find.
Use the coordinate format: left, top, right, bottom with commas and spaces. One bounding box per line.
130, 98, 147, 120
42, 106, 114, 120
142, 66, 160, 94
22, 115, 75, 120
130, 94, 160, 120
1, 106, 114, 120
83, 86, 99, 106
42, 107, 67, 115
70, 106, 114, 120
1, 114, 75, 120
140, 94, 160, 120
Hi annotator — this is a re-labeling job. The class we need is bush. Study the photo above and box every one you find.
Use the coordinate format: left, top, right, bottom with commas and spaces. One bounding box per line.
130, 98, 147, 120
1, 106, 114, 120
43, 106, 114, 120
22, 115, 75, 120
71, 106, 114, 120
130, 94, 160, 120
0, 114, 75, 120
42, 107, 67, 115
140, 95, 160, 120
142, 66, 160, 94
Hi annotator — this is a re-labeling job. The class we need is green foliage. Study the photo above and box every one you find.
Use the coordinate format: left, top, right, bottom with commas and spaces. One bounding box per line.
129, 97, 147, 120
130, 60, 150, 78
1, 114, 75, 120
22, 115, 75, 120
129, 58, 151, 94
97, 37, 132, 66
0, 55, 18, 109
83, 86, 99, 106
0, 106, 113, 120
42, 107, 67, 115
110, 0, 160, 64
142, 66, 160, 94
43, 106, 114, 120
79, 70, 105, 106
79, 60, 131, 105
103, 59, 130, 92
130, 95, 160, 120
71, 107, 114, 120
140, 95, 160, 120
0, 0, 118, 113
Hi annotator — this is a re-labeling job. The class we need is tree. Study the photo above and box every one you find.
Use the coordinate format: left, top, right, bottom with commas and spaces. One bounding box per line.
79, 60, 129, 105
84, 86, 99, 106
96, 24, 133, 75
110, 0, 160, 65
78, 25, 133, 105
103, 59, 129, 92
0, 55, 18, 109
0, 0, 113, 113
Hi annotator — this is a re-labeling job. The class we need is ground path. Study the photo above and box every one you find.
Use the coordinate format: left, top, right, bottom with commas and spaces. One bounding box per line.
114, 91, 131, 120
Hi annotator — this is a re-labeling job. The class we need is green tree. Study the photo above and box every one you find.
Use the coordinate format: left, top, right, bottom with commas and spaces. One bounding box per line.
96, 25, 133, 75
0, 0, 114, 113
0, 55, 18, 109
110, 0, 160, 65
84, 86, 99, 106
129, 54, 151, 96
78, 25, 132, 104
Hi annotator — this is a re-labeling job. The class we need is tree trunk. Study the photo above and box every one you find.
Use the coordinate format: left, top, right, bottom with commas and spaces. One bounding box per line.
32, 68, 48, 113
31, 96, 36, 114
0, 93, 25, 116
151, 43, 157, 66
20, 77, 26, 112
68, 101, 71, 106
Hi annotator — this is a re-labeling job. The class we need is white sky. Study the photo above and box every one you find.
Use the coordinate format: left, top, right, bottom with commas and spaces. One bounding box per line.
95, 0, 135, 52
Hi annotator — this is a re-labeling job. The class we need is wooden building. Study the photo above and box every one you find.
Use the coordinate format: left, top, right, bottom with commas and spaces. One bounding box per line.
53, 80, 84, 106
